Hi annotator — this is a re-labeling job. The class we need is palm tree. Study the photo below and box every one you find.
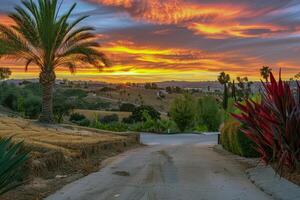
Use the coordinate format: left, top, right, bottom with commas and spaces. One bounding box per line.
218, 72, 230, 110
0, 67, 12, 80
260, 66, 272, 82
0, 0, 109, 123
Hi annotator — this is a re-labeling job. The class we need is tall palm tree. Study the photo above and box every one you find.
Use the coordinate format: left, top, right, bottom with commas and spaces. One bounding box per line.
260, 66, 272, 82
0, 0, 109, 123
218, 72, 230, 110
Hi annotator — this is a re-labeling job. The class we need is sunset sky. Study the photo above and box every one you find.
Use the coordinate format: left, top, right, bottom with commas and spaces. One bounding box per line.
1, 0, 300, 82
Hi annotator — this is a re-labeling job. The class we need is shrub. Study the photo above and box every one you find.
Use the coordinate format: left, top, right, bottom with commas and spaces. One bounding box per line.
90, 119, 129, 132
170, 93, 196, 132
232, 72, 300, 172
0, 89, 19, 111
100, 114, 119, 124
197, 96, 223, 131
53, 101, 74, 123
220, 118, 259, 157
76, 118, 90, 127
0, 137, 29, 194
23, 95, 42, 119
69, 113, 86, 122
119, 103, 136, 112
123, 105, 160, 123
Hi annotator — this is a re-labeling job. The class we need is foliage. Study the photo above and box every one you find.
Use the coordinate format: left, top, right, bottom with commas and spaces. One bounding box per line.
260, 66, 272, 82
90, 118, 129, 132
170, 93, 197, 132
218, 72, 230, 110
144, 82, 158, 89
0, 0, 109, 123
0, 67, 11, 80
197, 96, 223, 131
119, 103, 136, 112
23, 95, 42, 119
100, 114, 119, 124
70, 113, 86, 122
0, 137, 29, 195
220, 118, 259, 157
69, 113, 90, 126
232, 72, 300, 172
60, 89, 88, 99
123, 105, 160, 123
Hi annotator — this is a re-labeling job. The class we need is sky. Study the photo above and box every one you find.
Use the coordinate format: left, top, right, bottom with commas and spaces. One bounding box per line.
1, 0, 300, 82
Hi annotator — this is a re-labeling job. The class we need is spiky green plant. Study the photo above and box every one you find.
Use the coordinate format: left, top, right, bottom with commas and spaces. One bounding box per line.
0, 0, 109, 123
0, 137, 29, 195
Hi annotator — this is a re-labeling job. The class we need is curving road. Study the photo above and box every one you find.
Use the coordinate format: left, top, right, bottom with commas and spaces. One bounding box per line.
46, 133, 272, 200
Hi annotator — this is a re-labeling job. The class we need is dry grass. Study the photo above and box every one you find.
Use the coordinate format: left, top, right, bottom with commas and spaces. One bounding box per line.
0, 115, 139, 200
0, 115, 139, 176
74, 109, 131, 121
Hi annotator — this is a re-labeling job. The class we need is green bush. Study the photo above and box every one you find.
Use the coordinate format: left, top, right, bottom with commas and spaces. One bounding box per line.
23, 95, 42, 119
76, 118, 90, 127
170, 93, 196, 132
123, 105, 160, 123
197, 96, 223, 131
220, 118, 259, 157
90, 119, 129, 132
70, 113, 86, 122
100, 114, 119, 124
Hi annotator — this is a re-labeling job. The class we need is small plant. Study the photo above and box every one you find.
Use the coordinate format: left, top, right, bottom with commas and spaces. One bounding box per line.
232, 72, 300, 172
0, 137, 29, 195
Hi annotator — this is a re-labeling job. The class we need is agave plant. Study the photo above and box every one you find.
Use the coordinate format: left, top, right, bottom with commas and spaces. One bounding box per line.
0, 137, 29, 195
232, 72, 300, 173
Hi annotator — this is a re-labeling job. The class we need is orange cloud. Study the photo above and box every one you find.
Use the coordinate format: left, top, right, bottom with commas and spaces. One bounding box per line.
188, 22, 288, 39
89, 0, 243, 24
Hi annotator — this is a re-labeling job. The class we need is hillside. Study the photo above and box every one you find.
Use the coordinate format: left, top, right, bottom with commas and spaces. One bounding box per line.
0, 115, 139, 200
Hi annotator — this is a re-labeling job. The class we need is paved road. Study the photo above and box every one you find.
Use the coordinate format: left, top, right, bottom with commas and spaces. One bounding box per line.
46, 133, 272, 200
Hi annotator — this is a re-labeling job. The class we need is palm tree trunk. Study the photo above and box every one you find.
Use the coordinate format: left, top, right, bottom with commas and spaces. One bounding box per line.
39, 71, 56, 123
39, 82, 54, 123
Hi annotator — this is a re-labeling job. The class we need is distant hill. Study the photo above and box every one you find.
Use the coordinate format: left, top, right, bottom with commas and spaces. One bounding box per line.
155, 81, 222, 88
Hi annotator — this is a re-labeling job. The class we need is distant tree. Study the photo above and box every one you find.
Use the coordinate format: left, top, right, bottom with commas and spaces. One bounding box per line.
236, 76, 253, 100
295, 72, 300, 80
170, 93, 196, 132
123, 105, 160, 123
218, 72, 230, 110
0, 67, 11, 80
260, 66, 272, 82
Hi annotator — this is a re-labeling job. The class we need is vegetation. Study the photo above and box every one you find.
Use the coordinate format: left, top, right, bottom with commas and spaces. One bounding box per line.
220, 118, 259, 157
170, 93, 197, 132
218, 72, 230, 109
260, 66, 272, 82
0, 67, 11, 80
233, 72, 300, 173
197, 96, 223, 131
123, 105, 161, 123
0, 137, 29, 195
119, 103, 136, 112
0, 0, 109, 123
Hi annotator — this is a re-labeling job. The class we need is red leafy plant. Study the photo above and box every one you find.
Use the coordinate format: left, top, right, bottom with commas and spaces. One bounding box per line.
232, 72, 300, 173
